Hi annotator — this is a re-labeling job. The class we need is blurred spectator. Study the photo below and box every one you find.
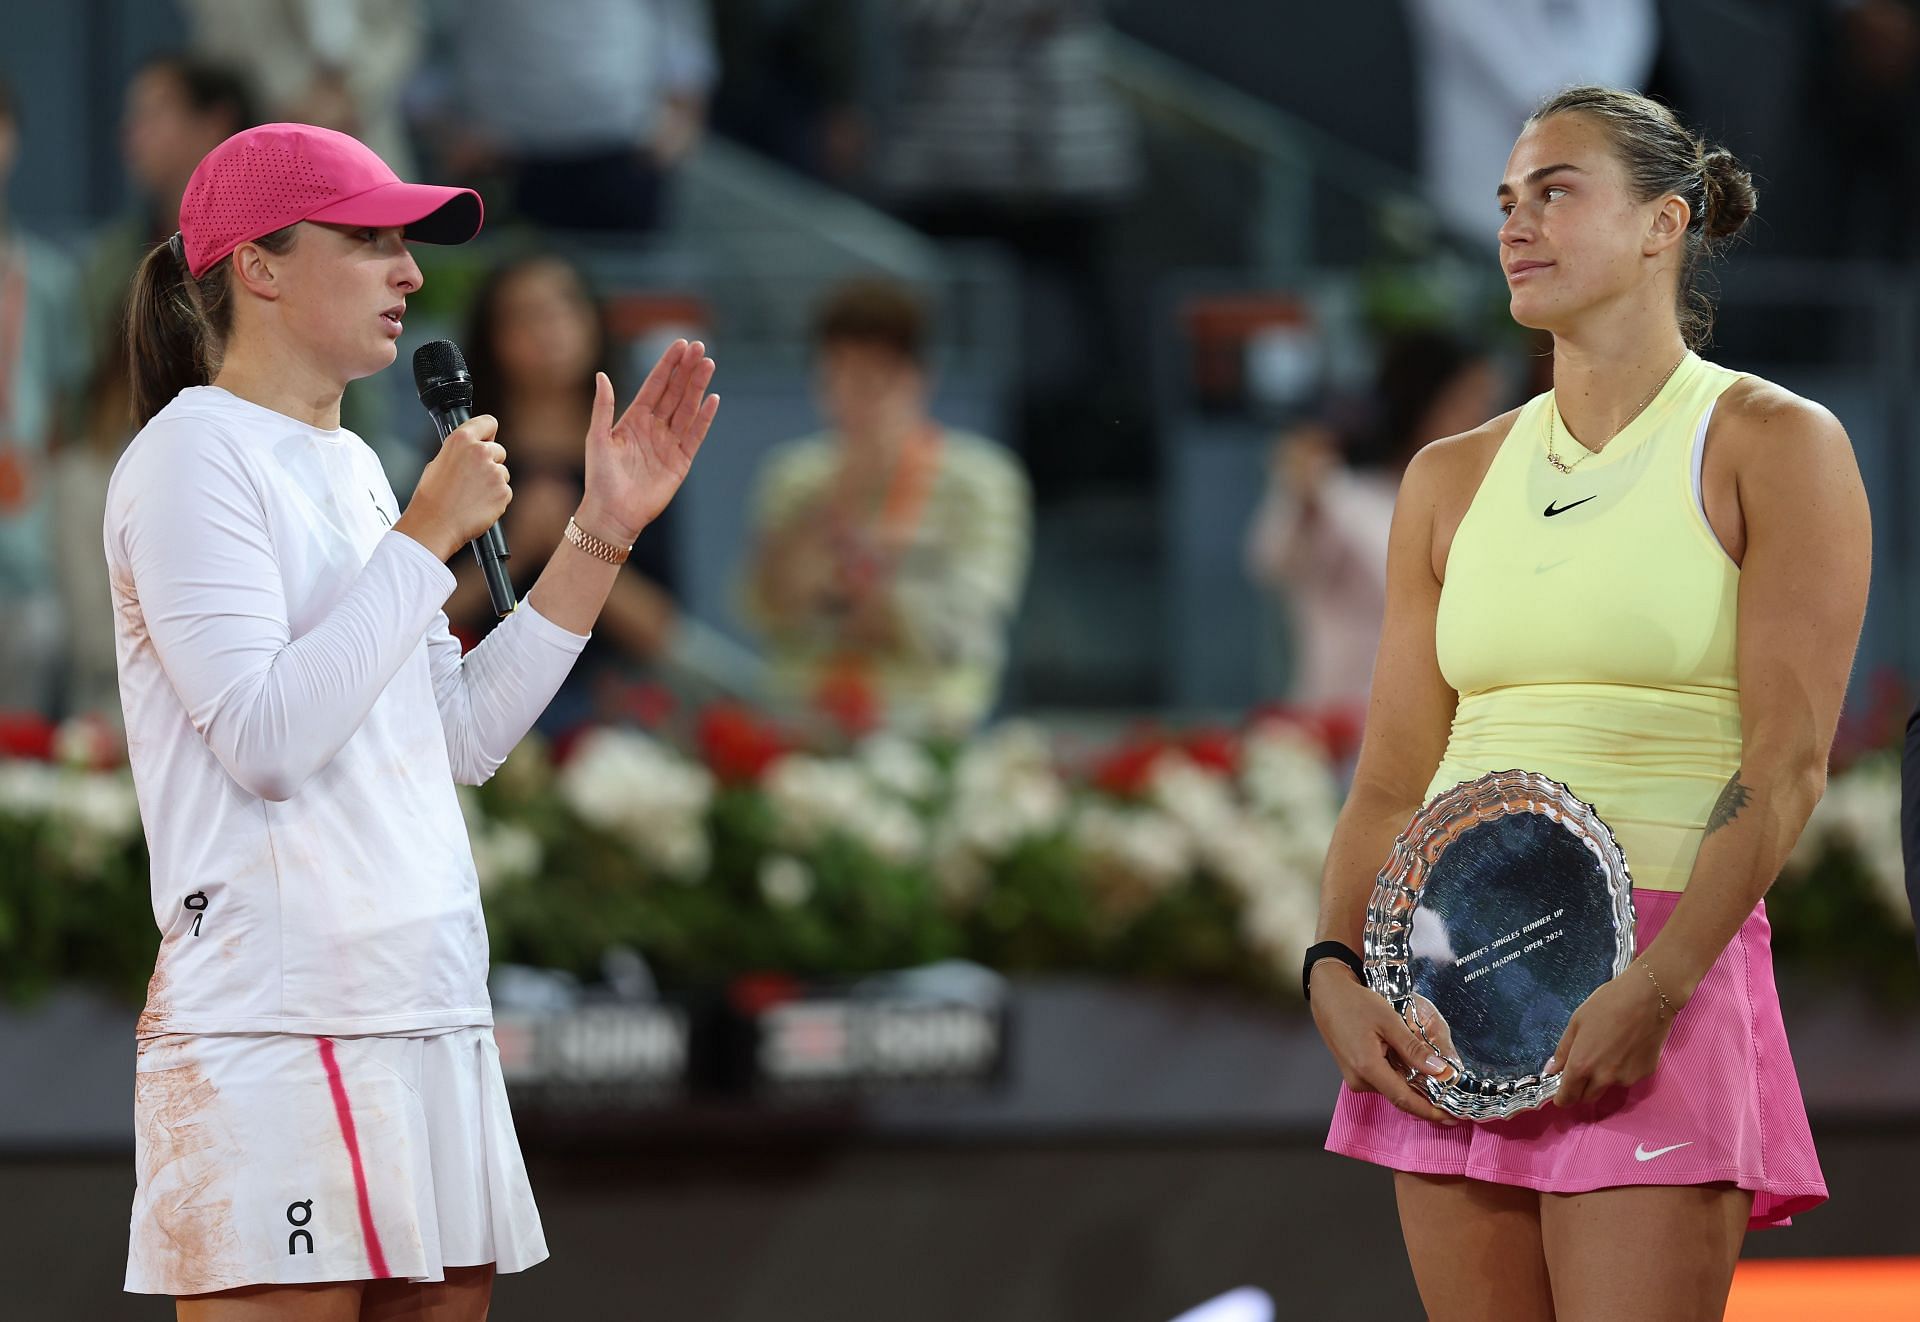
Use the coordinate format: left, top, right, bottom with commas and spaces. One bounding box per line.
71, 56, 254, 438
0, 81, 86, 714
55, 56, 254, 722
78, 55, 256, 362
710, 0, 867, 183
1404, 0, 1657, 242
179, 0, 426, 177
742, 279, 1032, 735
445, 253, 683, 733
1244, 330, 1501, 708
1814, 0, 1920, 259
873, 0, 1138, 211
439, 0, 717, 232
870, 0, 1142, 496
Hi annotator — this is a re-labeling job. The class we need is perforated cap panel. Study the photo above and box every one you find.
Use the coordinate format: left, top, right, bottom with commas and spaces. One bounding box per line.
179, 123, 482, 277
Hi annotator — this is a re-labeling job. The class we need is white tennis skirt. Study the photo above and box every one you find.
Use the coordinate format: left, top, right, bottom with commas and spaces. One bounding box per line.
126, 1026, 548, 1296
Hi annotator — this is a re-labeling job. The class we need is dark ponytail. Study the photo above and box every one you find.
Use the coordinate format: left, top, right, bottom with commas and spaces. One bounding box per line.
123, 225, 299, 427
1698, 147, 1758, 241
125, 236, 207, 428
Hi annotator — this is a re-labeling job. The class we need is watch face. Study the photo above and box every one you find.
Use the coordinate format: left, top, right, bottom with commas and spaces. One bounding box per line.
1364, 770, 1636, 1120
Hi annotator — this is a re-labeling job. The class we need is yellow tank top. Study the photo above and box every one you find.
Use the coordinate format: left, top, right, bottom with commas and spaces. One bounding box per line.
1428, 351, 1743, 892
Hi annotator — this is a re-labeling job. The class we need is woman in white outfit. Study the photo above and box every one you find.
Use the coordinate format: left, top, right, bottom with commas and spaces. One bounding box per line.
108, 122, 719, 1319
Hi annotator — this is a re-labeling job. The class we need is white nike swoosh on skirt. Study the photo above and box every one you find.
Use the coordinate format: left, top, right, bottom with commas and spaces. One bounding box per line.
1633, 1141, 1694, 1162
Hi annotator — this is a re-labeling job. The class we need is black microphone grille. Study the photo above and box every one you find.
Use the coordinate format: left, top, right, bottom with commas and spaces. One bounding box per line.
412, 339, 471, 401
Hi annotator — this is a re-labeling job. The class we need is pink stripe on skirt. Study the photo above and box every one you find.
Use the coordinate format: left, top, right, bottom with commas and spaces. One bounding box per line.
1325, 888, 1827, 1228
317, 1037, 392, 1277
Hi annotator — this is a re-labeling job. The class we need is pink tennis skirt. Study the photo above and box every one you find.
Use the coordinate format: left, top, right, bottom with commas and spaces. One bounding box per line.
1325, 888, 1827, 1229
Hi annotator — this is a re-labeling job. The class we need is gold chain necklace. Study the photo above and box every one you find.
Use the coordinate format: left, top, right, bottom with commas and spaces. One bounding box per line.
1546, 354, 1686, 475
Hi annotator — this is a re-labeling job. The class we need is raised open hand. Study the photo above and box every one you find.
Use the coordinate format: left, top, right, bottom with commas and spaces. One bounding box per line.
578, 339, 719, 545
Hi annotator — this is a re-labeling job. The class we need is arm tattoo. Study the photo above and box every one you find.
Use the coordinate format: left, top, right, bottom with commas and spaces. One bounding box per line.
1705, 769, 1752, 837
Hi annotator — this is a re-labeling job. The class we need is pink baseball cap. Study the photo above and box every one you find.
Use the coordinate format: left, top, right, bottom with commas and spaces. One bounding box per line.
177, 123, 484, 278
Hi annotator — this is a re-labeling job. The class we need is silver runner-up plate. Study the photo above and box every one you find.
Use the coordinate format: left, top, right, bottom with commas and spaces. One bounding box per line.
1363, 770, 1636, 1121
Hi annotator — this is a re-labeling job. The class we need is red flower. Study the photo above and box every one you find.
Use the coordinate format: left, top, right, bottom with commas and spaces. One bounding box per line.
1182, 728, 1240, 777
56, 713, 126, 771
697, 703, 790, 784
1091, 725, 1171, 798
729, 971, 802, 1016
1248, 701, 1365, 765
617, 681, 678, 730
0, 711, 57, 761
813, 667, 880, 738
1312, 703, 1366, 764
1830, 665, 1912, 773
548, 723, 593, 767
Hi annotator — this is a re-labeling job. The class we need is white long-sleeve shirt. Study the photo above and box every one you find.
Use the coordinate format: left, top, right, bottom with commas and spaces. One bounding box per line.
106, 386, 589, 1036
1406, 0, 1658, 242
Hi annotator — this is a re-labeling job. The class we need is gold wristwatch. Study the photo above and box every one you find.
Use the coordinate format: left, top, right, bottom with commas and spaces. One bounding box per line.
565, 515, 632, 565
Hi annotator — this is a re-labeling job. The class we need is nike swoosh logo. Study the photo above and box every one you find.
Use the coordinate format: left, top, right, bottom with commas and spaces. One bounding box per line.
1533, 558, 1572, 575
1633, 1141, 1693, 1162
1543, 496, 1598, 517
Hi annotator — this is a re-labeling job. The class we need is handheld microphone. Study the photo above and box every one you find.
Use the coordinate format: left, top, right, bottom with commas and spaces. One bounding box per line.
412, 339, 515, 618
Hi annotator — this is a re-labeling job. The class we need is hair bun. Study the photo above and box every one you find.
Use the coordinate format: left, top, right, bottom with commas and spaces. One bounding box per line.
1699, 147, 1757, 241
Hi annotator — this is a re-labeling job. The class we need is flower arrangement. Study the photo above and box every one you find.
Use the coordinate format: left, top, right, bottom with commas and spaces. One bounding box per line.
0, 715, 153, 1001
1769, 671, 1917, 998
469, 706, 1347, 996
1, 688, 1913, 1006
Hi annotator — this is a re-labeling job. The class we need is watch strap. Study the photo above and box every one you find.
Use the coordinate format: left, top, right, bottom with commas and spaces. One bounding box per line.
1302, 939, 1365, 1001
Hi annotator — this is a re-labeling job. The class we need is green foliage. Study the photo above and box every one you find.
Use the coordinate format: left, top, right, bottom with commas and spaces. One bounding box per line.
5, 718, 1914, 1011
0, 792, 156, 1004
1769, 842, 1920, 1004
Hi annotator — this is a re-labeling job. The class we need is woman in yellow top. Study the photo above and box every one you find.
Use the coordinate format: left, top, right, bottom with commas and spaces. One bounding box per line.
1306, 87, 1871, 1321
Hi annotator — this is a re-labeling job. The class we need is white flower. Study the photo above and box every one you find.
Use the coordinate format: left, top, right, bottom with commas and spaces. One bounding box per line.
472, 823, 543, 894
951, 769, 1067, 854
763, 754, 925, 864
0, 763, 144, 877
865, 806, 926, 864
1241, 720, 1342, 828
0, 761, 58, 818
53, 715, 119, 770
494, 735, 553, 800
1136, 746, 1328, 923
1795, 756, 1911, 929
930, 838, 991, 908
458, 786, 545, 893
758, 854, 815, 908
57, 772, 142, 844
857, 732, 941, 802
956, 722, 1057, 787
1240, 885, 1321, 979
1072, 802, 1192, 892
654, 822, 711, 883
937, 723, 1071, 857
1203, 817, 1307, 906
763, 755, 858, 844
1068, 800, 1195, 924
1147, 752, 1238, 840
1233, 722, 1340, 892
556, 729, 714, 881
